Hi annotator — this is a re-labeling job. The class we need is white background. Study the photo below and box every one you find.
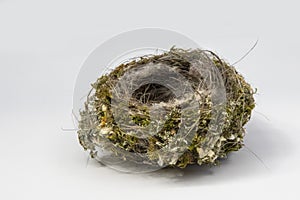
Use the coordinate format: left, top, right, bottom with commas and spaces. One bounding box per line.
0, 0, 299, 199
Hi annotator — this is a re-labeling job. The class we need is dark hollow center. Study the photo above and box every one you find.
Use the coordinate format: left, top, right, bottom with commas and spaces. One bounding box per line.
132, 83, 175, 104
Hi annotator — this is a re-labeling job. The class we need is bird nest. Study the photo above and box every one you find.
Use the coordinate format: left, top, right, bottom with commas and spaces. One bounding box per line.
77, 47, 255, 171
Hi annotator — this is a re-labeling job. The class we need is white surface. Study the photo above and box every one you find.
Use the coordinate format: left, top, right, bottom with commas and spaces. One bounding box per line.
0, 0, 299, 200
